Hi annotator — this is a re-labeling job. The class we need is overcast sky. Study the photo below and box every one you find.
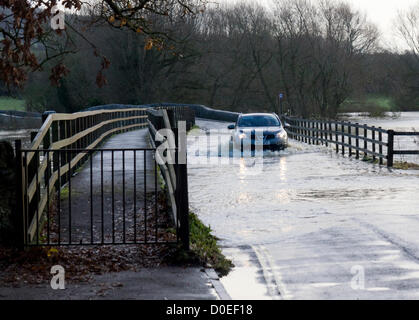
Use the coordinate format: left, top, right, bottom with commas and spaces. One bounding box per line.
222, 0, 419, 50
347, 0, 417, 49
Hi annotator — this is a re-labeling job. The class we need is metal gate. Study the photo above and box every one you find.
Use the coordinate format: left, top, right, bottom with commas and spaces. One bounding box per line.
17, 147, 178, 247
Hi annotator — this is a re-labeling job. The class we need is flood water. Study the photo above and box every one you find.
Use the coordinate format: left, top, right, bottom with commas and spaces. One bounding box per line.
343, 111, 419, 131
344, 112, 419, 164
0, 129, 34, 149
188, 117, 419, 299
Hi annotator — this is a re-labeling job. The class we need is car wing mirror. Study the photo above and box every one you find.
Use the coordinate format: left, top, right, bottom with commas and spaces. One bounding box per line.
284, 122, 291, 129
228, 124, 235, 130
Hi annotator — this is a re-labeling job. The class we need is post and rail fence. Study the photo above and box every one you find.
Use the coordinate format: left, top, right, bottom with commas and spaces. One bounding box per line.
282, 116, 419, 167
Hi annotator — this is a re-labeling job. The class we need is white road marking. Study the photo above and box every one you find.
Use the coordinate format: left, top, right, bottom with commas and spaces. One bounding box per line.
252, 245, 292, 300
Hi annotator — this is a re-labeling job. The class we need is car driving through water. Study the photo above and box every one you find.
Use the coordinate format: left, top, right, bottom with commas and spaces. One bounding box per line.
228, 113, 289, 152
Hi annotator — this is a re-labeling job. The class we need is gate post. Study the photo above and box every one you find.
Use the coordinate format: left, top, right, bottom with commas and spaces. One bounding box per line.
174, 125, 190, 251
14, 140, 25, 249
178, 162, 190, 251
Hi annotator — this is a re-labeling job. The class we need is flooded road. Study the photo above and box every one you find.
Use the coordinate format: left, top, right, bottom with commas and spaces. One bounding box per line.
188, 119, 419, 299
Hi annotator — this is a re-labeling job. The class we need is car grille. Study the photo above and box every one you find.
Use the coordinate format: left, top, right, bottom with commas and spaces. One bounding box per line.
264, 134, 276, 140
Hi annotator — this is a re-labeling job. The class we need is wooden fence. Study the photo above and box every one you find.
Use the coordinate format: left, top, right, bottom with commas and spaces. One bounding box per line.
283, 116, 419, 167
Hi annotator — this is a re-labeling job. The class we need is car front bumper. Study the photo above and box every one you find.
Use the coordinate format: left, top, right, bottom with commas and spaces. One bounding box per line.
233, 136, 288, 150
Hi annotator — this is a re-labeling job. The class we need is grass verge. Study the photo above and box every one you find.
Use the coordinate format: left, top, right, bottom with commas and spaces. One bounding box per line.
189, 212, 233, 276
167, 212, 234, 277
392, 161, 419, 170
361, 156, 419, 170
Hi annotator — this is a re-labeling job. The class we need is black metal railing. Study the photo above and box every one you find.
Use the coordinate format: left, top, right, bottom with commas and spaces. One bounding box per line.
18, 148, 175, 246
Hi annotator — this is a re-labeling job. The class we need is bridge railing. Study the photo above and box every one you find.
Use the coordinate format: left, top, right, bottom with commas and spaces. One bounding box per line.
15, 109, 148, 245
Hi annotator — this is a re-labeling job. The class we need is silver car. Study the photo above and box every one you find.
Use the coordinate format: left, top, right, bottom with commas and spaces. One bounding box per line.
228, 113, 289, 152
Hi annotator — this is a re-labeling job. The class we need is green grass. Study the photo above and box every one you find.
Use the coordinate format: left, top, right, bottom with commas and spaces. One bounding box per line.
60, 186, 70, 200
189, 125, 200, 131
167, 212, 234, 277
340, 95, 396, 117
188, 212, 233, 276
0, 97, 25, 111
393, 161, 419, 170
361, 155, 419, 170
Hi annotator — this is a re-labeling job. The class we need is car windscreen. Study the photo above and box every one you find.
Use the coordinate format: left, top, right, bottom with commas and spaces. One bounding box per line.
238, 115, 281, 127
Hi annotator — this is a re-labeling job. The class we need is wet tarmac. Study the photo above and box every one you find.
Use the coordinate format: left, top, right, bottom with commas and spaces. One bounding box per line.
188, 118, 419, 299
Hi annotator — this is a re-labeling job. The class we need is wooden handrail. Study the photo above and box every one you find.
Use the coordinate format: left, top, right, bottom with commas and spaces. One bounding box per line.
26, 121, 147, 241
25, 115, 147, 202
21, 108, 148, 243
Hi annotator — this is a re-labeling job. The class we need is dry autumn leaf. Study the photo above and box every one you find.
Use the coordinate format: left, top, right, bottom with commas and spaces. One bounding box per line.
145, 39, 153, 50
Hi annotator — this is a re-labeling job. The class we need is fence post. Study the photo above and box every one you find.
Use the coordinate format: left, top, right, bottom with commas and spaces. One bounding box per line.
14, 140, 25, 249
355, 124, 360, 159
387, 130, 394, 167
316, 121, 319, 145
59, 120, 67, 185
379, 128, 383, 165
335, 122, 339, 153
28, 131, 39, 229
325, 121, 328, 147
297, 119, 300, 141
328, 121, 332, 147
309, 121, 312, 145
348, 123, 352, 156
341, 123, 345, 156
363, 125, 368, 158
372, 126, 376, 162
166, 108, 176, 129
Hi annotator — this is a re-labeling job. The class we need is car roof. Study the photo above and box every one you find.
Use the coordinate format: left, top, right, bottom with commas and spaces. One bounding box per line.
239, 113, 276, 117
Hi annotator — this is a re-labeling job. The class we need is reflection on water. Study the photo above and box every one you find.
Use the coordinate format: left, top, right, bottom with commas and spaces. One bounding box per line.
187, 119, 419, 247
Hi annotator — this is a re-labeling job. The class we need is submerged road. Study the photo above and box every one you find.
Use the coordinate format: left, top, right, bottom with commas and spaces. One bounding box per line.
187, 119, 419, 299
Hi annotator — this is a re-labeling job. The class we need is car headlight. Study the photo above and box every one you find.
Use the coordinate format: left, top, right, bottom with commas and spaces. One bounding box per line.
276, 131, 287, 139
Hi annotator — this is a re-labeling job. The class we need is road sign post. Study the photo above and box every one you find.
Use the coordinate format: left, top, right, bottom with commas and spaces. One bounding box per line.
278, 93, 284, 115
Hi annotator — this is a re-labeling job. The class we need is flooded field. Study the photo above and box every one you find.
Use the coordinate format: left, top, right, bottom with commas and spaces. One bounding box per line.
0, 129, 34, 149
343, 112, 419, 164
188, 118, 419, 299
